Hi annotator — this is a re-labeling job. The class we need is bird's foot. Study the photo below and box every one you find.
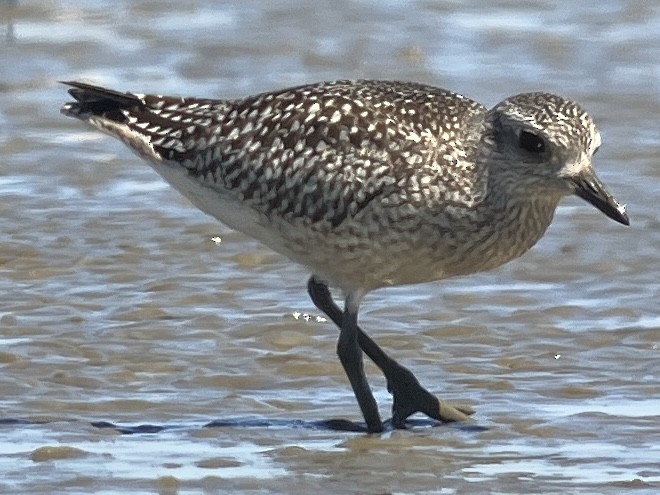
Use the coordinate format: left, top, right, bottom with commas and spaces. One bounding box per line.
387, 363, 474, 428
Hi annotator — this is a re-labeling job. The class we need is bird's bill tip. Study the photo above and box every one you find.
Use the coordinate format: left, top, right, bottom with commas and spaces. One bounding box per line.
572, 173, 629, 226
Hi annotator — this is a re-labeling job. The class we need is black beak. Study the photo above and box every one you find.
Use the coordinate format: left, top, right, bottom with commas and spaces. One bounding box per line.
572, 172, 629, 226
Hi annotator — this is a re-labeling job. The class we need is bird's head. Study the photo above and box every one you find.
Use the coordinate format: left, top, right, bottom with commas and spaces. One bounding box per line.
484, 92, 629, 226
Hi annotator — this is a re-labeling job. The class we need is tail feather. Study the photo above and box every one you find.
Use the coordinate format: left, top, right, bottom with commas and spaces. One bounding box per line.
60, 81, 142, 121
60, 81, 232, 166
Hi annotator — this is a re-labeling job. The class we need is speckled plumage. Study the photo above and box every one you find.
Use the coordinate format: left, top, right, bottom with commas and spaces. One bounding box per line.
62, 79, 628, 431
61, 80, 626, 298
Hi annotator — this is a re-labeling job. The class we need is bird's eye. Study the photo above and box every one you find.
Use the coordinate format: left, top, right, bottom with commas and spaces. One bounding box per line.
519, 130, 545, 153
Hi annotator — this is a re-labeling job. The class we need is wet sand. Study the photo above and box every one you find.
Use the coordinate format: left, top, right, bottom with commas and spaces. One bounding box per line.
1, 1, 659, 493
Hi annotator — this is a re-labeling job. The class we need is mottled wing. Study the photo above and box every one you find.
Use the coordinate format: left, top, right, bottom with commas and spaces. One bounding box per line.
61, 80, 487, 230
193, 81, 489, 228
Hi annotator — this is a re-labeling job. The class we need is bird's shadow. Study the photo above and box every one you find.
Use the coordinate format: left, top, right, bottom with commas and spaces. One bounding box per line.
0, 416, 488, 435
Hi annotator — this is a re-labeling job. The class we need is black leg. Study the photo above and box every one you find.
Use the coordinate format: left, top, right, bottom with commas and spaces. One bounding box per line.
336, 297, 383, 433
308, 276, 474, 429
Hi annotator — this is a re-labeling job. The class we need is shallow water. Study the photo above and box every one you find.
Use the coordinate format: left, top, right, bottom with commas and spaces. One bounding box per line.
1, 1, 659, 493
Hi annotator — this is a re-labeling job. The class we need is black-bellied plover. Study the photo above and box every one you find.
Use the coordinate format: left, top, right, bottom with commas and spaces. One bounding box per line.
61, 80, 629, 433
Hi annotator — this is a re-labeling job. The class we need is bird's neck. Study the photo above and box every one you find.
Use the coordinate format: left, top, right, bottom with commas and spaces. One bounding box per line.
480, 175, 564, 261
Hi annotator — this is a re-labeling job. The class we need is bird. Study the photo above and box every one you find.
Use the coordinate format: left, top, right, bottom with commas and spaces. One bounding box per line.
61, 79, 629, 433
